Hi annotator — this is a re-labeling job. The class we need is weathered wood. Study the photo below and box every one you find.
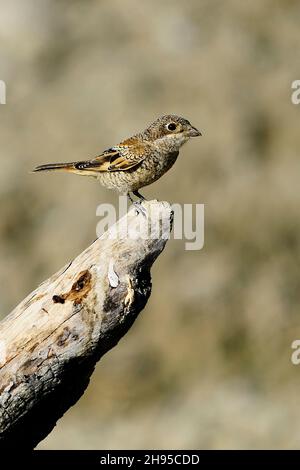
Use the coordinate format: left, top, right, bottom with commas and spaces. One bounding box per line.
0, 200, 172, 449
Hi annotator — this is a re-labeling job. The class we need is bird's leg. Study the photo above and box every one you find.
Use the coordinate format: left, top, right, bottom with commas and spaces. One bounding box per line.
133, 202, 147, 217
133, 190, 147, 202
127, 192, 147, 217
127, 192, 134, 204
134, 190, 160, 204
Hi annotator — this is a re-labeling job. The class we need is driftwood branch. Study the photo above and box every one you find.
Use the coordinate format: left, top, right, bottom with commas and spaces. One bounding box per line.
0, 200, 172, 449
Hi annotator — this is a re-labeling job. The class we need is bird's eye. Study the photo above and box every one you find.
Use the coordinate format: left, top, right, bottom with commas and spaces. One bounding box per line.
167, 122, 177, 131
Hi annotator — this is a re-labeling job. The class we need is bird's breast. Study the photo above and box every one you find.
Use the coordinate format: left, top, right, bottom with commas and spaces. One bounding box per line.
96, 150, 179, 193
140, 150, 179, 182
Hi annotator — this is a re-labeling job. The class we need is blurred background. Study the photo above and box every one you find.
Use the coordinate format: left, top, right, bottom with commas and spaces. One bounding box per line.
0, 0, 300, 449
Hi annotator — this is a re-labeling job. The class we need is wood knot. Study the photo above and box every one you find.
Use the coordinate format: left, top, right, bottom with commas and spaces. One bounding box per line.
52, 295, 65, 304
72, 271, 90, 292
52, 270, 92, 306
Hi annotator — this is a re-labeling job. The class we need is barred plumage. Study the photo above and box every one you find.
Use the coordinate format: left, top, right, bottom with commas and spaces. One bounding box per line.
33, 115, 201, 200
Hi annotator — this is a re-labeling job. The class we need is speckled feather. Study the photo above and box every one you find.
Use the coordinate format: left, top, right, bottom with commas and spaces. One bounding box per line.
33, 115, 201, 195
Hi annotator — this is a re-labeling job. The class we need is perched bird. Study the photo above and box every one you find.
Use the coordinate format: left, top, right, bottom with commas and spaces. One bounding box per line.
33, 114, 201, 205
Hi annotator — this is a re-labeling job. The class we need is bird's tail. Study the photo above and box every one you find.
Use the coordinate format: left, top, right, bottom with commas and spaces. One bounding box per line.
33, 162, 76, 173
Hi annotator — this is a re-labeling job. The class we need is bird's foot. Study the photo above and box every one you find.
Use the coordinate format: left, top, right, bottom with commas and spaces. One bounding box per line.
133, 201, 147, 217
133, 190, 147, 202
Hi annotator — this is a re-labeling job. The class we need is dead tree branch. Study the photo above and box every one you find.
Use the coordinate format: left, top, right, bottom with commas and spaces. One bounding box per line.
0, 200, 172, 449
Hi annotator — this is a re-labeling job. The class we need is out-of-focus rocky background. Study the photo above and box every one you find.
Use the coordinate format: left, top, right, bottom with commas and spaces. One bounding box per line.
0, 0, 300, 449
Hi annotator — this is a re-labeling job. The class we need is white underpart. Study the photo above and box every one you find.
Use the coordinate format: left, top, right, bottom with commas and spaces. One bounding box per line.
154, 133, 189, 152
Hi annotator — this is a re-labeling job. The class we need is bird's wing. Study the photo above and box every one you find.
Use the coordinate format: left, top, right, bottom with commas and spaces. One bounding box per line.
33, 137, 148, 175
74, 138, 147, 173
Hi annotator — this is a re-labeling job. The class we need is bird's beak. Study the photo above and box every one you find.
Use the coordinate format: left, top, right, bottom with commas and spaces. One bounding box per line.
188, 126, 202, 137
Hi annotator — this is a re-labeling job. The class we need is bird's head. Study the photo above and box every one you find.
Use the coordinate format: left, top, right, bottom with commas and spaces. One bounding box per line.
143, 114, 202, 151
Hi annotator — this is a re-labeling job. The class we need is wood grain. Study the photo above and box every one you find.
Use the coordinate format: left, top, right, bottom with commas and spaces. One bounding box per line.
0, 200, 172, 449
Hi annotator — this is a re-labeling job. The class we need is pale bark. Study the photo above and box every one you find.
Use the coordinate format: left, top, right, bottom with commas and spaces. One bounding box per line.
0, 200, 172, 449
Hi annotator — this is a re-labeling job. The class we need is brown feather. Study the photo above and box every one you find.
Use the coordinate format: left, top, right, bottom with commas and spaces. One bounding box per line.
33, 146, 145, 176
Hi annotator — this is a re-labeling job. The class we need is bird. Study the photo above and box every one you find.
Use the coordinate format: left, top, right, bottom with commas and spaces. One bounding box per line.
33, 114, 201, 209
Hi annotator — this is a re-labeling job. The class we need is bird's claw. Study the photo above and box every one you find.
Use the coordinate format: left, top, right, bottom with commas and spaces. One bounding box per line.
133, 201, 147, 217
